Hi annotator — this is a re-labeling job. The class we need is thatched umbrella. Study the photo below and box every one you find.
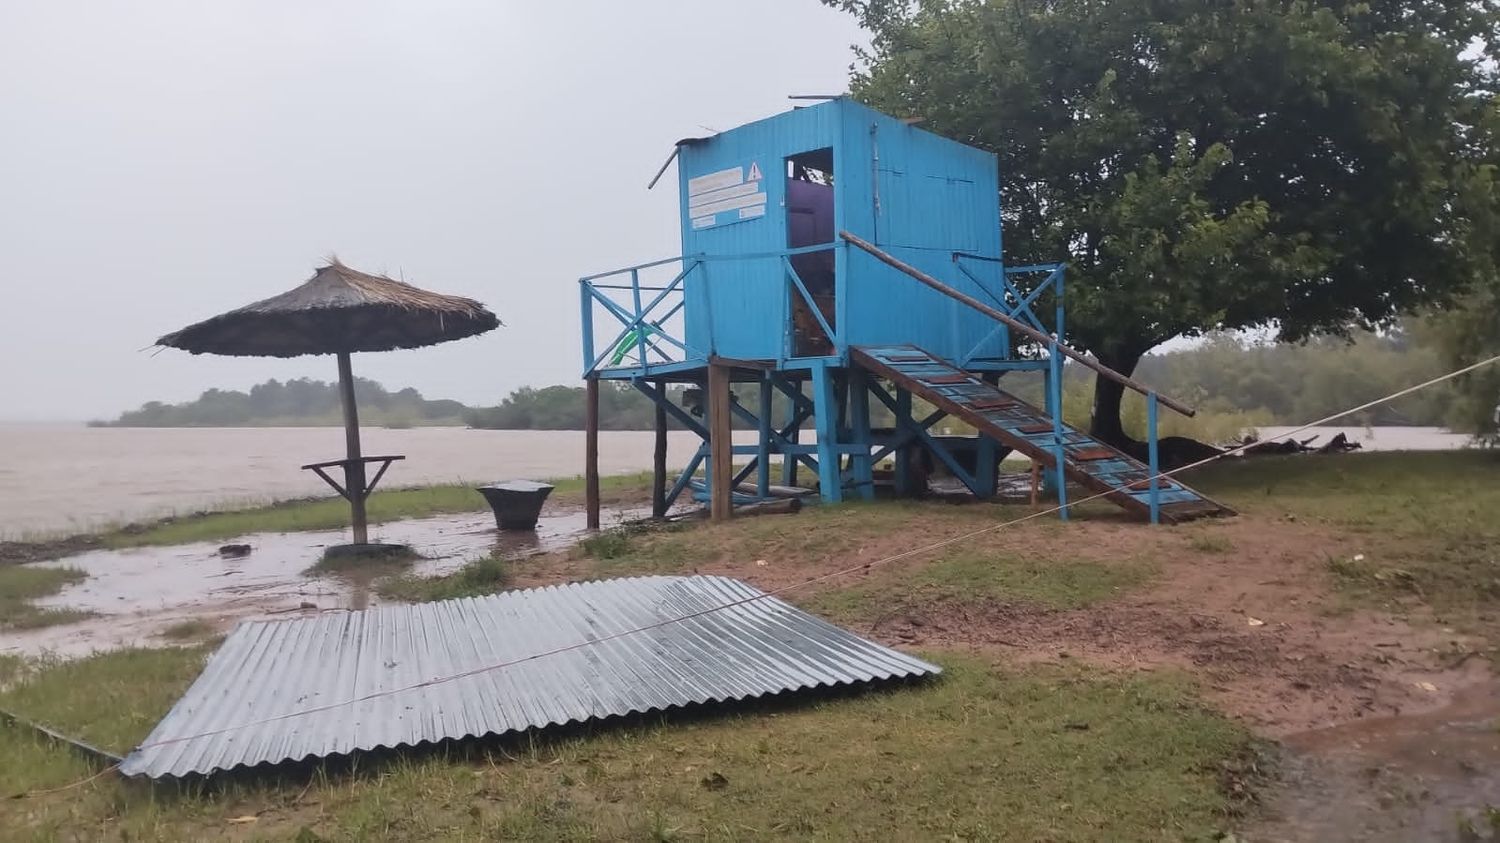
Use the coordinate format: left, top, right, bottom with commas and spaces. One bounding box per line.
158, 259, 499, 545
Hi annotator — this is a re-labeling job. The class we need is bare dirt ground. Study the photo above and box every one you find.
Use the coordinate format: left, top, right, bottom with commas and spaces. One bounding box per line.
507, 510, 1499, 841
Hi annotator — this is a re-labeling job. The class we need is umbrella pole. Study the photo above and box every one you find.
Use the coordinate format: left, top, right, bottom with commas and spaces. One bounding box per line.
337, 351, 369, 544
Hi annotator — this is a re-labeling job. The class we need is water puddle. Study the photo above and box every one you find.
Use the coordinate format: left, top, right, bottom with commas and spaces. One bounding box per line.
1259, 676, 1500, 841
3, 506, 646, 659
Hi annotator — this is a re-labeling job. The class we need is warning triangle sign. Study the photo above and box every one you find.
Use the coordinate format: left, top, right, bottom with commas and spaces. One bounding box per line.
746, 161, 762, 182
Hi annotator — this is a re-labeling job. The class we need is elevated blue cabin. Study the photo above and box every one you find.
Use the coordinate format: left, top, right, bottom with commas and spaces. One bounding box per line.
675, 97, 1013, 368
577, 100, 1222, 523
578, 98, 1060, 509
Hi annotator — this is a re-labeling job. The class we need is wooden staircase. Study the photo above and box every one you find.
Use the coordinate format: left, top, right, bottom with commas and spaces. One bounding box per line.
853, 344, 1235, 523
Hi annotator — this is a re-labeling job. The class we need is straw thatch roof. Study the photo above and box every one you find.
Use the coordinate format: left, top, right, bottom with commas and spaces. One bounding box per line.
157, 260, 500, 357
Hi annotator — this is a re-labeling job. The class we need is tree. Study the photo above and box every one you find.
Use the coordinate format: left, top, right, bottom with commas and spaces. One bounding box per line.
1423, 289, 1500, 441
825, 0, 1500, 446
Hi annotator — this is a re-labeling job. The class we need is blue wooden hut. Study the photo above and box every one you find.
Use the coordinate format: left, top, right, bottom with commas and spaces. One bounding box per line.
579, 98, 1230, 524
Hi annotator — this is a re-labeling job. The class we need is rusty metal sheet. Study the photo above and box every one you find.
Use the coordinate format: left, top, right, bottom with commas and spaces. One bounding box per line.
120, 576, 940, 779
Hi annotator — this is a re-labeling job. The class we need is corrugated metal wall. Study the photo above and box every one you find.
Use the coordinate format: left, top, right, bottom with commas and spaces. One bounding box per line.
676, 99, 1010, 365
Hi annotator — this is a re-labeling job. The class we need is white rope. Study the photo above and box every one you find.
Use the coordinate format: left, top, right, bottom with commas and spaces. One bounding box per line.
118, 351, 1500, 752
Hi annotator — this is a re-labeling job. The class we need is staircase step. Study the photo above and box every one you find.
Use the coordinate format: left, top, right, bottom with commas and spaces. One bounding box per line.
852, 344, 1234, 523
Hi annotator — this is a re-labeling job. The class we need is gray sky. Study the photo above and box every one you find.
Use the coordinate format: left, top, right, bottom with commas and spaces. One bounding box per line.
0, 1, 866, 421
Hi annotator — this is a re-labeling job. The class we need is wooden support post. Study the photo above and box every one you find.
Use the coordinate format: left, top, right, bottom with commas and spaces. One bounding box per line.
708, 364, 733, 521
757, 375, 771, 498
652, 398, 668, 518
893, 386, 912, 496
782, 379, 800, 487
976, 372, 999, 498
336, 351, 368, 545
585, 376, 601, 529
811, 361, 842, 503
850, 369, 874, 500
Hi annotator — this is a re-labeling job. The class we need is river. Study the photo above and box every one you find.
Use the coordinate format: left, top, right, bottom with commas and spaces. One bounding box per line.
0, 423, 1473, 536
0, 425, 759, 537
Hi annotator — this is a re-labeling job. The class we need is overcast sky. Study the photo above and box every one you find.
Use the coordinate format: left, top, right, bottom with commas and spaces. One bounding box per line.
0, 1, 866, 421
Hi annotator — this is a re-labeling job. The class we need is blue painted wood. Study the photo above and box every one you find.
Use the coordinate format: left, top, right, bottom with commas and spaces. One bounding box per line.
852, 344, 1233, 523
811, 361, 842, 503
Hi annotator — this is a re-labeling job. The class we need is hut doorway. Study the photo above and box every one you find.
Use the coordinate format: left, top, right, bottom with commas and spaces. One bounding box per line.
786, 148, 836, 357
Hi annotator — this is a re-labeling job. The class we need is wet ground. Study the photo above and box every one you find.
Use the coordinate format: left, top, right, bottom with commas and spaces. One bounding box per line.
1257, 673, 1500, 841
4, 506, 646, 658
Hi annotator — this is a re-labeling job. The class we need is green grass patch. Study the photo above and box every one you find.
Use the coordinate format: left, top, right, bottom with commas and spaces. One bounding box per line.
0, 655, 24, 688
86, 472, 654, 551
805, 551, 1155, 622
377, 555, 511, 603
0, 565, 94, 630
305, 544, 423, 577
1190, 451, 1500, 625
0, 648, 1253, 841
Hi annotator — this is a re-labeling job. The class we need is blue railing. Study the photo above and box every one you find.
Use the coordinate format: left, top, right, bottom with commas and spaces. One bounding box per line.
579, 244, 844, 378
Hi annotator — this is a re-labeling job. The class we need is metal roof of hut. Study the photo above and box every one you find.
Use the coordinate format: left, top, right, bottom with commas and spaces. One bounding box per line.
157, 259, 499, 357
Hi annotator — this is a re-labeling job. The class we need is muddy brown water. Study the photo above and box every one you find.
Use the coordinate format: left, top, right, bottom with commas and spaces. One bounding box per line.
3, 505, 647, 659
0, 424, 1469, 537
1255, 673, 1500, 842
0, 425, 762, 536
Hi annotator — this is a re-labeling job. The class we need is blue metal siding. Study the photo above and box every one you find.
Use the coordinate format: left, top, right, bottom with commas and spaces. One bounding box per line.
677, 99, 1009, 364
679, 104, 840, 360
838, 102, 1007, 362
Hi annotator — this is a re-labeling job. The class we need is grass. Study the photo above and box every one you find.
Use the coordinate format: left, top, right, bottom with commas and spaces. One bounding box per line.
0, 648, 1253, 841
1187, 450, 1500, 625
376, 555, 511, 602
0, 655, 23, 688
81, 472, 654, 551
304, 544, 423, 577
804, 551, 1155, 622
1188, 532, 1235, 554
0, 565, 94, 630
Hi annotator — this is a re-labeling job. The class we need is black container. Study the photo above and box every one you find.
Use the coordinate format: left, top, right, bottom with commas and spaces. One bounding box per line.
476, 480, 555, 530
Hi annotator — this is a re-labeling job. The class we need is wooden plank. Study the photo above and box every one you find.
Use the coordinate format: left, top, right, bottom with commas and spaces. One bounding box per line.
1016, 423, 1055, 434
585, 376, 601, 529
336, 352, 368, 545
708, 364, 733, 522
1070, 447, 1120, 461
652, 401, 668, 518
968, 397, 1015, 411
922, 374, 972, 385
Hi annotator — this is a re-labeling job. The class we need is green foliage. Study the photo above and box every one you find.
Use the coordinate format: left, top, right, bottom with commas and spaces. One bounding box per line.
831, 0, 1500, 433
464, 381, 799, 431
96, 377, 468, 428
1421, 288, 1500, 442
999, 327, 1457, 441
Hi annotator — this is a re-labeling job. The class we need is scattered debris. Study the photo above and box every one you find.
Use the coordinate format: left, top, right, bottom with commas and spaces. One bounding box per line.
700, 772, 730, 791
1247, 617, 1266, 627
1231, 431, 1363, 457
217, 544, 252, 559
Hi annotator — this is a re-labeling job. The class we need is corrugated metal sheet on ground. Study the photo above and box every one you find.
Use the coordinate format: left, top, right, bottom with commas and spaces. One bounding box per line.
121, 575, 940, 778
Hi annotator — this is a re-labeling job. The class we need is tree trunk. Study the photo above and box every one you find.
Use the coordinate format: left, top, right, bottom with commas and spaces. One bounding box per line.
1088, 346, 1148, 456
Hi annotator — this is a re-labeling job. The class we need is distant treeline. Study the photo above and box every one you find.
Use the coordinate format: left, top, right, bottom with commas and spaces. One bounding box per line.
96, 377, 468, 428
102, 329, 1461, 437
